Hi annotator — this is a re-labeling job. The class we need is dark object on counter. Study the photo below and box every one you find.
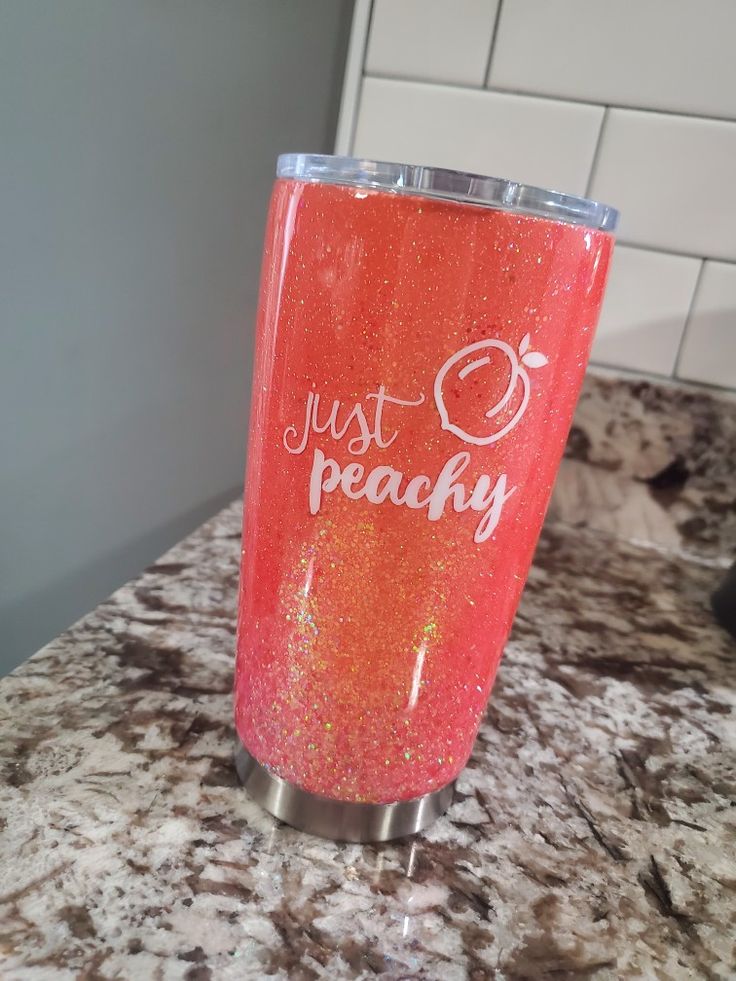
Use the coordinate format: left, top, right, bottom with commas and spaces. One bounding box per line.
712, 561, 736, 639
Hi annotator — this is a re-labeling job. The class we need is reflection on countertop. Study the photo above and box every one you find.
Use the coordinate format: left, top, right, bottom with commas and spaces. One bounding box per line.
1, 371, 735, 979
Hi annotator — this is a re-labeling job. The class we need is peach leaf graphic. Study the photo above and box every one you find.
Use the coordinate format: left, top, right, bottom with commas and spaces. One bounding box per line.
521, 351, 548, 369
519, 332, 531, 355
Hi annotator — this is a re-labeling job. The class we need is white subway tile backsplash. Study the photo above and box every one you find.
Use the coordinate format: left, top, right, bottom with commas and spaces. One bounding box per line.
366, 0, 499, 87
488, 0, 736, 120
677, 261, 736, 388
589, 110, 736, 261
354, 78, 603, 195
590, 246, 701, 376
338, 6, 736, 393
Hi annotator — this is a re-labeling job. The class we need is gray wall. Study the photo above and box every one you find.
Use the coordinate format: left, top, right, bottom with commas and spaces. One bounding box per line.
0, 0, 353, 674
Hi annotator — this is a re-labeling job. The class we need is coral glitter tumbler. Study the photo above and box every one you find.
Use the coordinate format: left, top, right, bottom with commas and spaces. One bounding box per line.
234, 155, 617, 841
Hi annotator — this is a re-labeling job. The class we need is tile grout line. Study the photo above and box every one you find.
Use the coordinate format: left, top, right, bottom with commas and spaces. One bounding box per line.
587, 359, 736, 399
364, 71, 736, 125
483, 0, 506, 88
488, 84, 736, 125
585, 106, 609, 199
672, 258, 707, 379
615, 241, 714, 262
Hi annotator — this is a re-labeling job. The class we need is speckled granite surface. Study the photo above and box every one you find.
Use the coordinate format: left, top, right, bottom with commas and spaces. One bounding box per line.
551, 372, 736, 563
1, 373, 735, 980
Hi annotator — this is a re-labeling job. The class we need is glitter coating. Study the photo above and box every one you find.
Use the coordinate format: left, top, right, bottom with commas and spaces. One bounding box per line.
234, 179, 613, 804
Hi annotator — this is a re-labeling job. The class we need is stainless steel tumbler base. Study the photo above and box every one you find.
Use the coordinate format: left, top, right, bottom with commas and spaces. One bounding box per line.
234, 743, 455, 843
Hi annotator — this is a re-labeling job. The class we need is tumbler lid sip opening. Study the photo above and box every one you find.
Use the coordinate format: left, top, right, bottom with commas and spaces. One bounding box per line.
277, 153, 619, 234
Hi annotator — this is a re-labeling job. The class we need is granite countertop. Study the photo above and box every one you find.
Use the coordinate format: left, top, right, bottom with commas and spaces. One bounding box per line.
1, 373, 735, 980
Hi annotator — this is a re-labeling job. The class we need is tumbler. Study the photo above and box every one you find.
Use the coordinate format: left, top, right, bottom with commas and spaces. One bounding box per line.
234, 155, 617, 841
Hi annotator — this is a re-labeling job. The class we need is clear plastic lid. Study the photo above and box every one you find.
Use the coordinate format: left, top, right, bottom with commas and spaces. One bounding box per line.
277, 154, 618, 233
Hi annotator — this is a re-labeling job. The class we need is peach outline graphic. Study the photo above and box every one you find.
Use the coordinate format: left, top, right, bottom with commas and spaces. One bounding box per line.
433, 335, 549, 446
